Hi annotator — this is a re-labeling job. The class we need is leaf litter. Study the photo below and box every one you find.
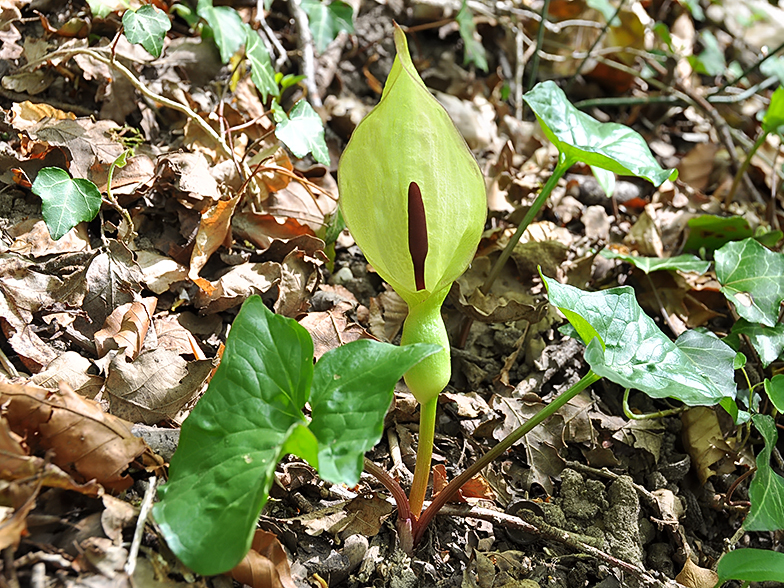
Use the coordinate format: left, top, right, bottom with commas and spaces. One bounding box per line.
0, 0, 782, 586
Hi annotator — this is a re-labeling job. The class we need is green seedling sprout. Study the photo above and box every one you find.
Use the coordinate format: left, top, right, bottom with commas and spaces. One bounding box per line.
338, 24, 487, 518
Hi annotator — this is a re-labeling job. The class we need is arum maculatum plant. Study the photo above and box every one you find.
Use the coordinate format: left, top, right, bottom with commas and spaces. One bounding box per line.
338, 23, 487, 521
153, 23, 719, 578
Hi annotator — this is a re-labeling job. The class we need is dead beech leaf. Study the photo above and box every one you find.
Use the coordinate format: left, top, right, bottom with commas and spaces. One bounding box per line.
195, 261, 281, 314
105, 348, 215, 425
155, 152, 221, 213
154, 314, 207, 360
298, 305, 369, 360
31, 351, 104, 399
8, 218, 89, 257
94, 298, 158, 361
231, 530, 296, 588
189, 192, 241, 286
0, 417, 104, 496
675, 558, 719, 588
0, 478, 39, 551
0, 381, 148, 493
682, 407, 737, 484
135, 250, 189, 295
368, 287, 408, 343
232, 209, 317, 251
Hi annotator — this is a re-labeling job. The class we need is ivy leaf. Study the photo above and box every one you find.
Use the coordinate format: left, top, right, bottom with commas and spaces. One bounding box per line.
522, 81, 678, 186
301, 0, 354, 54
745, 414, 784, 531
197, 0, 245, 63
724, 319, 784, 368
273, 100, 330, 165
717, 549, 784, 584
31, 167, 102, 240
543, 276, 734, 406
306, 339, 440, 483
87, 0, 127, 19
762, 86, 784, 134
122, 5, 171, 58
601, 250, 711, 275
245, 25, 278, 101
153, 296, 314, 576
715, 238, 784, 328
456, 0, 488, 72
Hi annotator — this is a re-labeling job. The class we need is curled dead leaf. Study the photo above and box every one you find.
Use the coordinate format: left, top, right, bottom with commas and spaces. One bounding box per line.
231, 530, 297, 588
94, 298, 157, 361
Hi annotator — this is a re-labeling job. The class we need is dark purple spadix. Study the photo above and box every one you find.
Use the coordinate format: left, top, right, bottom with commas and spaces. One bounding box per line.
407, 181, 428, 291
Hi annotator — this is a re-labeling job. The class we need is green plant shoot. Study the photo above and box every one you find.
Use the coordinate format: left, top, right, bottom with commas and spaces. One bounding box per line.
338, 24, 487, 516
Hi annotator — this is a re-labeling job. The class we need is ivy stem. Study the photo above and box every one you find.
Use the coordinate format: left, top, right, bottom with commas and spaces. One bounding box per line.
408, 397, 438, 519
480, 155, 573, 295
412, 369, 601, 545
724, 130, 768, 207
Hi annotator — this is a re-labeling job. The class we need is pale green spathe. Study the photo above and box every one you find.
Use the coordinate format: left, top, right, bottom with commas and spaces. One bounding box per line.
338, 25, 486, 403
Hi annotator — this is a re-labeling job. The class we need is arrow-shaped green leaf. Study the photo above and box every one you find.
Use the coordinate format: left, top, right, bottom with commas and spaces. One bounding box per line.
543, 276, 734, 406
523, 81, 678, 186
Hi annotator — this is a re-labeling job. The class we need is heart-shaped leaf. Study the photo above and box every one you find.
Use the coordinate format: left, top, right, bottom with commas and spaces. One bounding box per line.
274, 100, 330, 165
744, 414, 784, 531
31, 167, 102, 240
601, 250, 711, 275
122, 5, 171, 58
543, 276, 734, 406
197, 0, 244, 63
522, 81, 677, 186
245, 25, 278, 101
715, 238, 784, 328
717, 548, 784, 584
154, 296, 436, 575
153, 296, 313, 576
307, 339, 440, 483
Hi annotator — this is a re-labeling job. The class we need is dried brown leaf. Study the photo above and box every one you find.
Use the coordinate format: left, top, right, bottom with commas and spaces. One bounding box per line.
105, 348, 215, 425
189, 192, 241, 285
31, 351, 104, 399
0, 381, 148, 493
230, 530, 296, 588
94, 298, 157, 361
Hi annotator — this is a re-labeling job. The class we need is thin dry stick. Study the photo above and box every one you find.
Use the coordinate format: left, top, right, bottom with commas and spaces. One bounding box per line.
125, 476, 157, 576
289, 0, 322, 108
36, 46, 234, 160
527, 0, 552, 90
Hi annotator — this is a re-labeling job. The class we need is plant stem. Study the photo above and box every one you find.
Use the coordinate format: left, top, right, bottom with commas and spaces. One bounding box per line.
408, 397, 438, 519
725, 130, 768, 206
412, 369, 601, 545
363, 457, 414, 554
480, 155, 573, 295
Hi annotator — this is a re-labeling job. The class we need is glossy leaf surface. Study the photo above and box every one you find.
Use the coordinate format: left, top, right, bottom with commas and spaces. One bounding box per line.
765, 375, 784, 413
154, 296, 435, 575
543, 276, 734, 406
307, 339, 439, 482
32, 167, 102, 240
601, 250, 711, 275
725, 319, 784, 368
122, 5, 171, 58
153, 296, 313, 575
197, 0, 244, 63
717, 548, 784, 584
522, 81, 677, 186
245, 26, 278, 101
715, 238, 784, 328
745, 414, 784, 531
